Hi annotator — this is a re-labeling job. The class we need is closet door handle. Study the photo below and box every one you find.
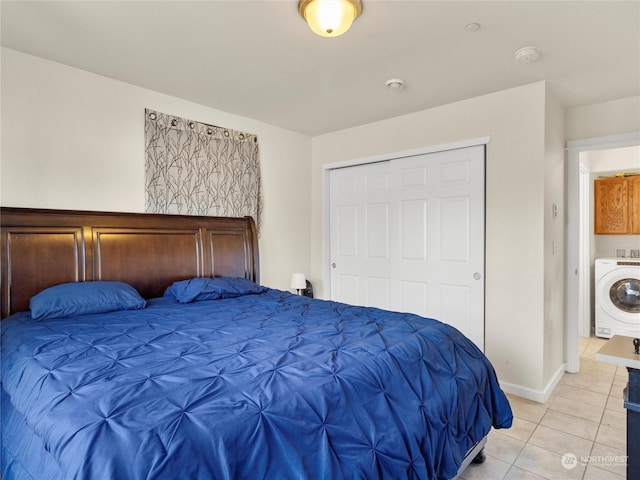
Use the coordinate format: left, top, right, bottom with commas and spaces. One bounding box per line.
473, 272, 482, 280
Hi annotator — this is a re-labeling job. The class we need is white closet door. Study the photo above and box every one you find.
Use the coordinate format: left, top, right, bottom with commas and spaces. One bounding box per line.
329, 145, 485, 350
329, 161, 394, 309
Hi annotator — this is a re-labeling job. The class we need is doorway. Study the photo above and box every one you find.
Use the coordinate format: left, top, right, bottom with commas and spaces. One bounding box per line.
565, 132, 640, 373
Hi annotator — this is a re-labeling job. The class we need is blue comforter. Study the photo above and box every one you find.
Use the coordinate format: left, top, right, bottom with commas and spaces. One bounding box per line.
1, 289, 512, 479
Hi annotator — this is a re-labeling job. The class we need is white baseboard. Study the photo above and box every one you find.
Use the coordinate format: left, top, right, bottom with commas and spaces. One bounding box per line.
500, 363, 566, 404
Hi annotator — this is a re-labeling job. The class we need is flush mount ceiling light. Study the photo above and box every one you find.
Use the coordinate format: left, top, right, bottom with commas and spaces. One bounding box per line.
514, 45, 540, 63
298, 0, 363, 37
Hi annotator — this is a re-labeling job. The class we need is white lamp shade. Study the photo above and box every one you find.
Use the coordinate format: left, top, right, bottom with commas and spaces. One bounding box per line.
290, 273, 307, 290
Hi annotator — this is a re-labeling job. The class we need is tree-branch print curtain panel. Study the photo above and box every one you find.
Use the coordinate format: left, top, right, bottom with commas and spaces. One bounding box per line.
145, 109, 262, 231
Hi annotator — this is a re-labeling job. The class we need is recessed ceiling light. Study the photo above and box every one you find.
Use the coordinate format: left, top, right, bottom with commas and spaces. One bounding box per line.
464, 23, 481, 33
514, 45, 540, 63
385, 78, 405, 90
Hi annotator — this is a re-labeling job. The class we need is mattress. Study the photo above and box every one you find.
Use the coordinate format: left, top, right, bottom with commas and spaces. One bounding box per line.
1, 289, 512, 479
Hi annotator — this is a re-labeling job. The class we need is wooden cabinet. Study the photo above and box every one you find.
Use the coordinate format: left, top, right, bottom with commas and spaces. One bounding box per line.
630, 176, 640, 234
594, 176, 640, 234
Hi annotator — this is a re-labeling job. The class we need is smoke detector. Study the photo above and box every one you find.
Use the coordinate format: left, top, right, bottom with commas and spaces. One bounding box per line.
385, 78, 406, 90
514, 46, 540, 63
464, 23, 481, 33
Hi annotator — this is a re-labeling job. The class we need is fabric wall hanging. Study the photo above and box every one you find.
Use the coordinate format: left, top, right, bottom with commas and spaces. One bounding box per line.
144, 109, 262, 231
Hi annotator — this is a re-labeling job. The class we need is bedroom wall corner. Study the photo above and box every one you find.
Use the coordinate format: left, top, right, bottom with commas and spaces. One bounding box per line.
543, 86, 566, 387
310, 81, 550, 400
0, 47, 313, 292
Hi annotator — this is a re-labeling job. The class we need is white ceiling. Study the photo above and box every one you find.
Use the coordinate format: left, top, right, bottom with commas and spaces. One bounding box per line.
2, 1, 639, 136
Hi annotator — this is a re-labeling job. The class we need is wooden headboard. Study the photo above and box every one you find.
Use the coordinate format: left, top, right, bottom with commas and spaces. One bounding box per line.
0, 207, 259, 318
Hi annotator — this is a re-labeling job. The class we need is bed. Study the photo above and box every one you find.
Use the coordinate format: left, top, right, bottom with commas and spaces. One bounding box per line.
1, 207, 512, 480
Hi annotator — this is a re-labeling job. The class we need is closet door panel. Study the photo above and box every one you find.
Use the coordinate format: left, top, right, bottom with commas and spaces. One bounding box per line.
330, 161, 392, 307
329, 145, 485, 350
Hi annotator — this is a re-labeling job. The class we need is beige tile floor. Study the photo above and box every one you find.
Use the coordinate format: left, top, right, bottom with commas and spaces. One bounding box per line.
461, 336, 628, 480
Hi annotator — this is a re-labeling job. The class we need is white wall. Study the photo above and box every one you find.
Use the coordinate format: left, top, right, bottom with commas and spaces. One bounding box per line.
566, 96, 640, 141
586, 145, 640, 172
311, 81, 560, 398
0, 48, 312, 291
542, 89, 566, 389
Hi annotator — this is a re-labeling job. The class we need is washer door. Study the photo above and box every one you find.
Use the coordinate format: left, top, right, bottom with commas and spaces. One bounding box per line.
597, 266, 640, 324
609, 278, 640, 313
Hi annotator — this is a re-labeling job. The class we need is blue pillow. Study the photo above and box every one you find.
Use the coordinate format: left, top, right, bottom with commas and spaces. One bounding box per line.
164, 277, 266, 303
30, 281, 147, 320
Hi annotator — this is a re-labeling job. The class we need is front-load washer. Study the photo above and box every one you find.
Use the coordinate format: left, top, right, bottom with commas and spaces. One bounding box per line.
595, 258, 640, 338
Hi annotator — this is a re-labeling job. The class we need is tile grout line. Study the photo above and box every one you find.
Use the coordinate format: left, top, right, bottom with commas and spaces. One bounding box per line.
493, 337, 625, 480
463, 337, 625, 479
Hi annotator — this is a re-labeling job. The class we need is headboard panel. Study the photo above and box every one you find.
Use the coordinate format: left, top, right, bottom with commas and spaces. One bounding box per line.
1, 207, 259, 318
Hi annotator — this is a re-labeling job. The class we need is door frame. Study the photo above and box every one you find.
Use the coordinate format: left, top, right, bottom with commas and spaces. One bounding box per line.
321, 136, 490, 303
565, 132, 640, 373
